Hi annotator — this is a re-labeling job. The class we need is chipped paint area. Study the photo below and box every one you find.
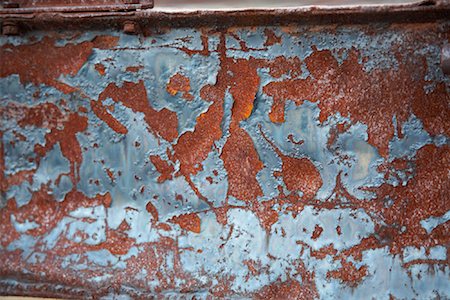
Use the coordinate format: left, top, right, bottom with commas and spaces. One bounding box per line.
0, 23, 449, 299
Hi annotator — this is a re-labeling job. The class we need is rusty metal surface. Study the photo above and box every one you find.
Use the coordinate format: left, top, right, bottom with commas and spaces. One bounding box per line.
1, 1, 450, 29
0, 0, 153, 13
0, 9, 450, 300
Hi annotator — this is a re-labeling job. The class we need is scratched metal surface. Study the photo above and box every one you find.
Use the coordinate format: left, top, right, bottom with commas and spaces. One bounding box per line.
0, 20, 449, 299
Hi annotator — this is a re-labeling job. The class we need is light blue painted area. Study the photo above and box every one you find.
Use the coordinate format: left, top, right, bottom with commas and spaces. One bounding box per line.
226, 26, 403, 73
420, 210, 450, 234
67, 205, 107, 245
32, 144, 71, 189
86, 249, 120, 267
179, 209, 275, 293
245, 99, 384, 201
10, 215, 40, 233
5, 144, 70, 207
190, 150, 228, 208
403, 245, 447, 263
2, 126, 47, 175
0, 24, 449, 298
316, 247, 450, 299
6, 234, 38, 260
272, 206, 375, 252
53, 175, 73, 202
389, 114, 432, 160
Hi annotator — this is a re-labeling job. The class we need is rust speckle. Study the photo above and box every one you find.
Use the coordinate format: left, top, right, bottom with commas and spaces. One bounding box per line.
311, 224, 324, 240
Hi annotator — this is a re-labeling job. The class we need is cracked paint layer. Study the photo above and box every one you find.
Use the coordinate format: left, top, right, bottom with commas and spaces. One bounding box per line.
0, 22, 449, 299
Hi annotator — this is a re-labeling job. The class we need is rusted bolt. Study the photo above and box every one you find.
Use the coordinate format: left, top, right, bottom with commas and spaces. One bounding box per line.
441, 44, 450, 75
123, 21, 139, 35
3, 1, 20, 8
2, 21, 19, 36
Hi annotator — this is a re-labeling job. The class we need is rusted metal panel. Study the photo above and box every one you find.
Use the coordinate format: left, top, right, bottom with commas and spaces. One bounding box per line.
1, 0, 153, 13
0, 5, 449, 299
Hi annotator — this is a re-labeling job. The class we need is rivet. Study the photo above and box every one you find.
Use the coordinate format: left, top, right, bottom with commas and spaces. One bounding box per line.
123, 21, 139, 35
2, 21, 19, 36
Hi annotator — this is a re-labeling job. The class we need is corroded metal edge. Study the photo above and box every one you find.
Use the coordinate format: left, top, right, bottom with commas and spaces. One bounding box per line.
0, 2, 450, 30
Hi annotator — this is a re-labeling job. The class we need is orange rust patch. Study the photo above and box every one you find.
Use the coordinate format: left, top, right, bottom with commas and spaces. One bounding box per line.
311, 224, 324, 240
412, 83, 450, 137
227, 59, 260, 123
150, 155, 174, 183
95, 63, 106, 76
255, 269, 318, 300
126, 65, 143, 73
99, 80, 178, 142
281, 155, 323, 200
374, 144, 450, 253
173, 101, 223, 176
261, 127, 322, 200
169, 213, 201, 233
0, 188, 110, 247
310, 244, 338, 260
0, 37, 92, 93
221, 127, 264, 201
166, 73, 194, 101
0, 102, 64, 131
172, 71, 225, 177
90, 100, 128, 135
146, 201, 159, 222
263, 48, 449, 157
266, 56, 302, 79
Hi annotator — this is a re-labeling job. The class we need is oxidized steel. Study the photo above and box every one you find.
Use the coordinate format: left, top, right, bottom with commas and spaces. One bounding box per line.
0, 9, 449, 300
